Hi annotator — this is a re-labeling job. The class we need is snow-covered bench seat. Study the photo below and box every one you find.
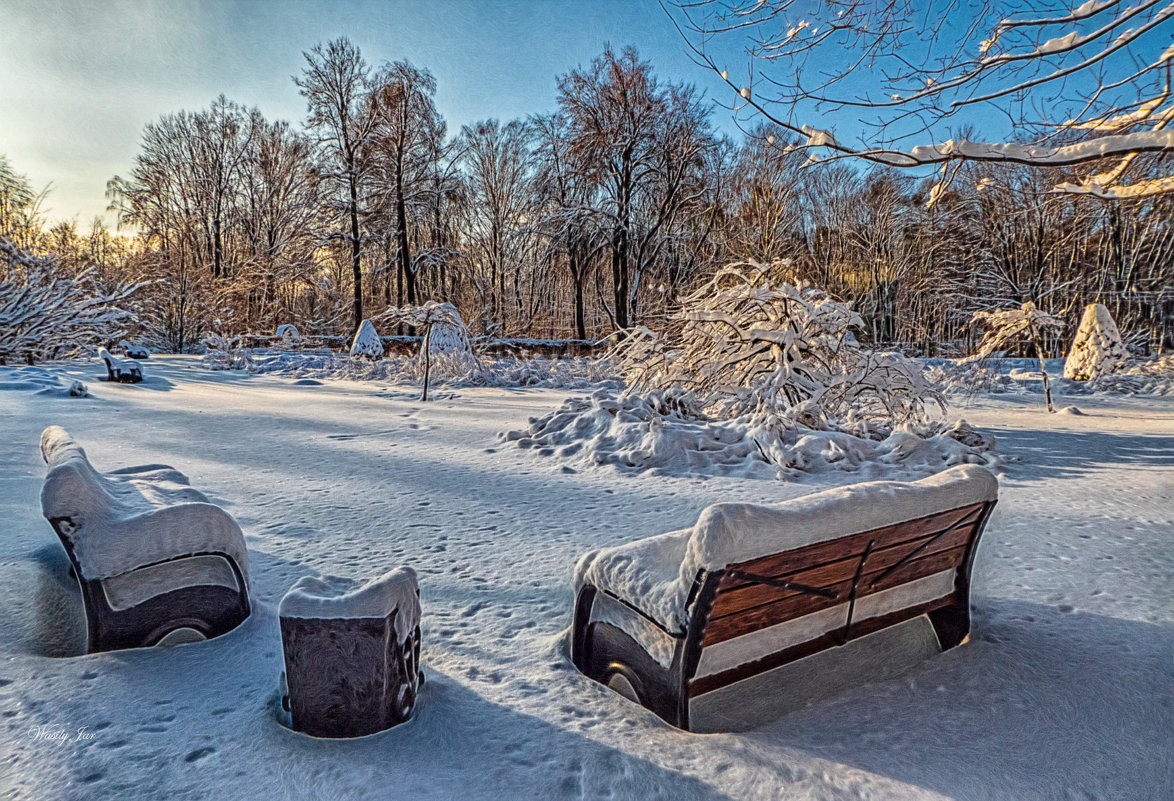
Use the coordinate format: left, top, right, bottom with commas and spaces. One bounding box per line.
98, 347, 142, 383
277, 568, 423, 738
570, 464, 998, 731
39, 426, 250, 652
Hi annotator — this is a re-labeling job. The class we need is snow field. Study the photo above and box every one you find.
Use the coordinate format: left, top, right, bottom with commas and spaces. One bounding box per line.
0, 356, 1170, 800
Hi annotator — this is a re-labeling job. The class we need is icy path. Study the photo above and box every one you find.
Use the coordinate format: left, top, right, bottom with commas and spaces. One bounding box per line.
0, 357, 1170, 800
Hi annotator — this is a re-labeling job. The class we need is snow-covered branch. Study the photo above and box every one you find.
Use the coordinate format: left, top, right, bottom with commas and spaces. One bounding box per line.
668, 0, 1174, 198
0, 238, 143, 362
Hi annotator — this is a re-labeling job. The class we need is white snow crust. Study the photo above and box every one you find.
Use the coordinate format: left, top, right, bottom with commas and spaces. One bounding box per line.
280, 567, 420, 642
575, 465, 997, 631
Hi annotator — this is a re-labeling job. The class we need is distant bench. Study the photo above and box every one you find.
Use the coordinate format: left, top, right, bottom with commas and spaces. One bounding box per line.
571, 465, 998, 731
98, 347, 142, 383
39, 426, 251, 652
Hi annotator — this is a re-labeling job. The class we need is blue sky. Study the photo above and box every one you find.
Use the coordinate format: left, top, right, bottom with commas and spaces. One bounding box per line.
0, 0, 740, 226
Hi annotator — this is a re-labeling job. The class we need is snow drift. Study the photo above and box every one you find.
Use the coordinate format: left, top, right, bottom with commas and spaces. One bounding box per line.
503, 389, 999, 479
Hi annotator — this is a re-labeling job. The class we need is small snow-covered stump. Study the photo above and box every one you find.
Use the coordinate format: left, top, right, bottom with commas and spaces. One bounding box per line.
118, 339, 150, 359
278, 568, 422, 738
38, 426, 251, 653
571, 465, 998, 731
349, 319, 384, 360
1064, 304, 1130, 381
98, 347, 143, 383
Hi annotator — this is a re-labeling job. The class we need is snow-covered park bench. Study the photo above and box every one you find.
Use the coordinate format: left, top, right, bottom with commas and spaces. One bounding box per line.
277, 568, 423, 738
118, 339, 150, 359
570, 464, 998, 731
39, 426, 251, 653
97, 346, 143, 383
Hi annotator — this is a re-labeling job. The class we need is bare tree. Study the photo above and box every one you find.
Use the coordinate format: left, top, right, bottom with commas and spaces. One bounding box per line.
296, 38, 376, 334
460, 118, 534, 329
369, 60, 446, 307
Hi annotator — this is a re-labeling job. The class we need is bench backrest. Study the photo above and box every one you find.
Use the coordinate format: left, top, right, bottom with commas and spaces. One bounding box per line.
703, 501, 988, 645
685, 499, 995, 698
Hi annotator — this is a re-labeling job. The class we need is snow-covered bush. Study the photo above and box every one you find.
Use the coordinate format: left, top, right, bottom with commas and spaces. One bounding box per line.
614, 262, 943, 430
275, 324, 302, 349
1064, 303, 1130, 381
377, 302, 479, 400
349, 320, 384, 359
971, 302, 1064, 412
200, 333, 253, 371
0, 238, 141, 363
502, 389, 999, 480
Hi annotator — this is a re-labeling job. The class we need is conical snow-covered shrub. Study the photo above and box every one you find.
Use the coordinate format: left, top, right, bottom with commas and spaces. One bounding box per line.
349, 320, 384, 359
1064, 303, 1130, 380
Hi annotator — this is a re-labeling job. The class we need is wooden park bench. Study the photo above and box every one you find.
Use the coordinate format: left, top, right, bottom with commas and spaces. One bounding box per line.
98, 347, 143, 383
117, 339, 151, 359
39, 426, 251, 652
570, 464, 998, 731
277, 568, 423, 738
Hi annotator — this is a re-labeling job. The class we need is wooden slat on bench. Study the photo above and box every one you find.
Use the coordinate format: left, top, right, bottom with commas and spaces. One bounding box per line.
709, 519, 978, 622
702, 543, 970, 646
720, 503, 984, 592
689, 593, 960, 697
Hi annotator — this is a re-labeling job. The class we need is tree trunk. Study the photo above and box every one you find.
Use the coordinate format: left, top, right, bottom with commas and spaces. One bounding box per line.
349, 176, 362, 333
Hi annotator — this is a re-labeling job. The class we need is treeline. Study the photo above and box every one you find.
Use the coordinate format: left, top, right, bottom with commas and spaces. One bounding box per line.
4, 40, 1172, 355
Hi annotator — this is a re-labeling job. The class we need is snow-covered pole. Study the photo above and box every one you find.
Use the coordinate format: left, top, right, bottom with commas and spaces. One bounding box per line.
421, 323, 432, 402
1030, 320, 1055, 414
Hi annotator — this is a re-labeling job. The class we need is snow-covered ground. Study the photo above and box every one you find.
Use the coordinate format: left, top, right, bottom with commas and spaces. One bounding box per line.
1, 356, 1170, 800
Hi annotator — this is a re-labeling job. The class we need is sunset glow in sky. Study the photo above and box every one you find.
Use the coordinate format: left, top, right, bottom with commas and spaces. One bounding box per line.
0, 0, 731, 226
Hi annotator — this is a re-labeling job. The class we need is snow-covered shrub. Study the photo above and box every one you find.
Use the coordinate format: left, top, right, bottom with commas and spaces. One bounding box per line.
0, 238, 141, 363
614, 262, 943, 430
275, 324, 302, 349
1064, 303, 1130, 381
971, 302, 1064, 412
1068, 354, 1174, 396
200, 333, 253, 370
925, 359, 1021, 396
377, 302, 479, 400
502, 389, 999, 480
349, 320, 384, 359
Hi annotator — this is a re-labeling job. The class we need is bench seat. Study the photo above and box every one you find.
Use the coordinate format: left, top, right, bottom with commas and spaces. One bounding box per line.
571, 464, 998, 730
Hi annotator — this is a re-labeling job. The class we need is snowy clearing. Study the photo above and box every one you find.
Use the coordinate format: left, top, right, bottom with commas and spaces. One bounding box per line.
0, 356, 1171, 800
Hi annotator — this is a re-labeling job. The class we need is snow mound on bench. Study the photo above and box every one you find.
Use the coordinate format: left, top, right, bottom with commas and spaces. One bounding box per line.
574, 464, 998, 631
503, 390, 999, 479
279, 568, 420, 643
39, 426, 249, 582
0, 366, 88, 397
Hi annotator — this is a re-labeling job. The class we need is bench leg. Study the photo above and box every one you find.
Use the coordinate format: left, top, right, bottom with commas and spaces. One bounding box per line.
928, 600, 971, 650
